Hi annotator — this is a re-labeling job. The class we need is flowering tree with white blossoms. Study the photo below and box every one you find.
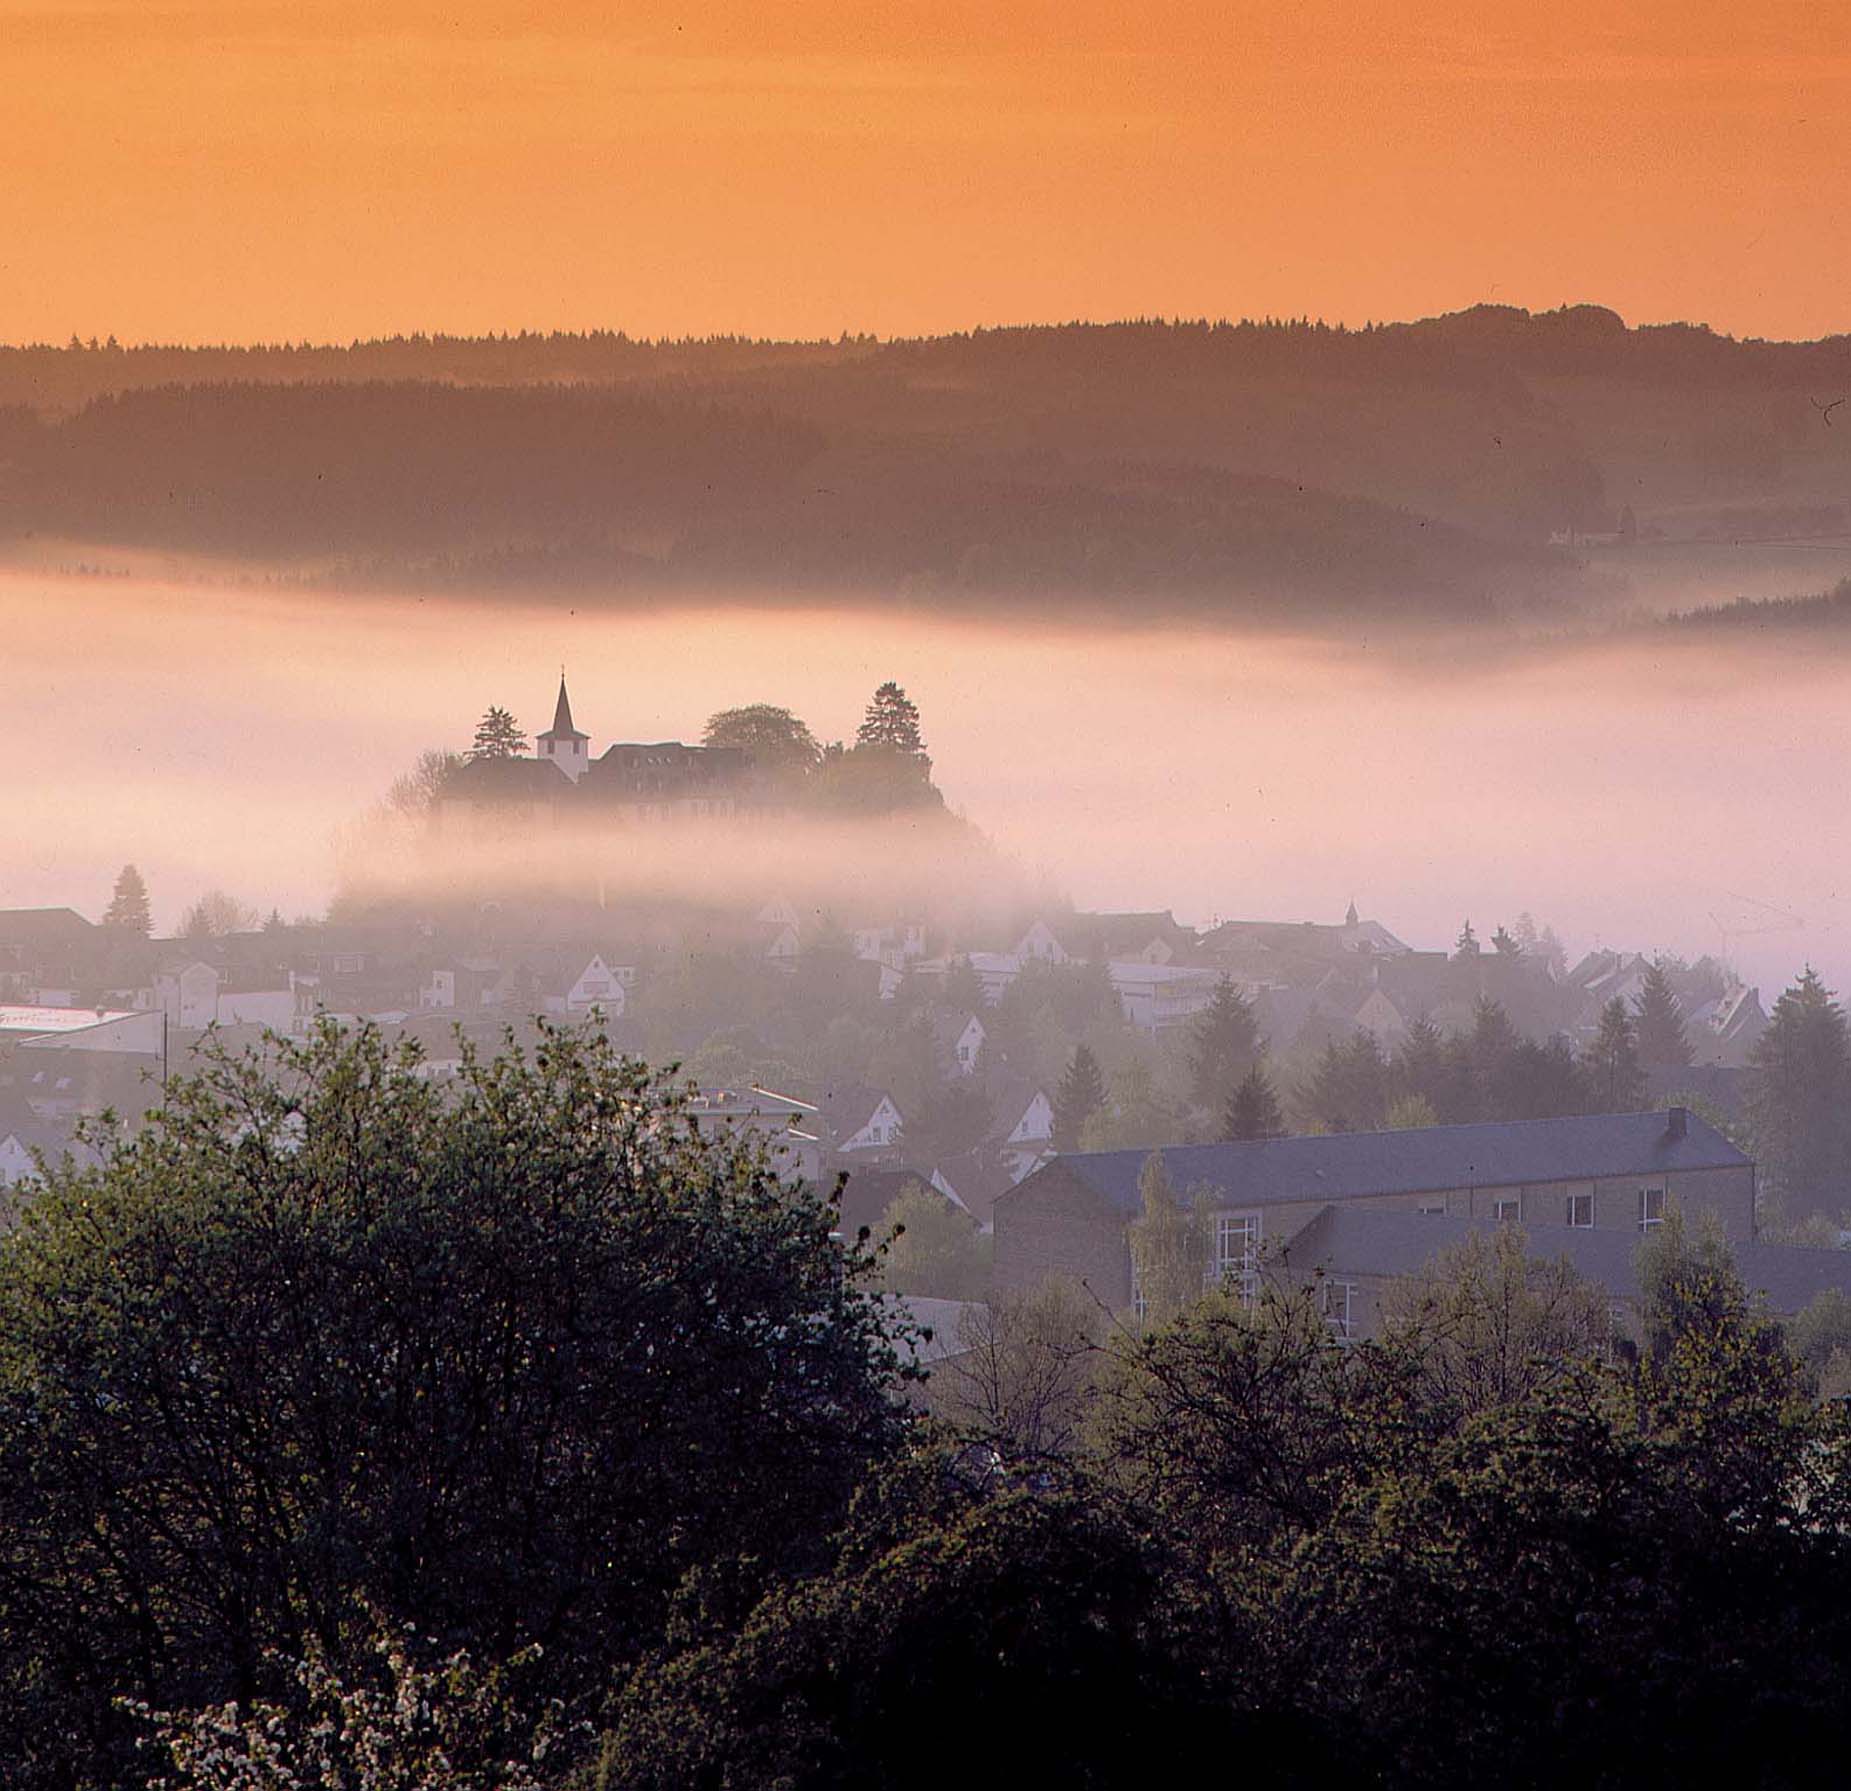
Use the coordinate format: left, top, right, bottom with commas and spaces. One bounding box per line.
130, 1628, 586, 1791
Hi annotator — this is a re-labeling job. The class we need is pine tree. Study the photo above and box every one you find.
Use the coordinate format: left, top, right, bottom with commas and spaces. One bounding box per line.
102, 864, 151, 936
1633, 959, 1694, 1070
1306, 1031, 1388, 1133
1189, 976, 1260, 1111
855, 682, 926, 758
1052, 1045, 1108, 1152
1491, 924, 1523, 958
1453, 920, 1481, 960
470, 705, 527, 760
1745, 967, 1851, 1219
1390, 1014, 1448, 1114
1223, 1062, 1285, 1141
943, 955, 986, 1014
1584, 998, 1647, 1112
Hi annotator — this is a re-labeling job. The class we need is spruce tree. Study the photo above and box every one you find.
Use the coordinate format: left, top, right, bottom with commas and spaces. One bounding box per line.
1584, 998, 1647, 1113
1453, 920, 1481, 960
1307, 1031, 1388, 1133
1052, 1045, 1108, 1152
1189, 976, 1260, 1111
942, 955, 986, 1014
1745, 967, 1851, 1219
1390, 1014, 1448, 1114
855, 683, 926, 759
102, 864, 151, 936
1634, 959, 1694, 1070
470, 705, 527, 760
1223, 1062, 1285, 1142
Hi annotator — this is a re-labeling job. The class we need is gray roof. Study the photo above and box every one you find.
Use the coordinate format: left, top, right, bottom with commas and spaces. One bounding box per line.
1281, 1205, 1851, 1317
1027, 1109, 1747, 1219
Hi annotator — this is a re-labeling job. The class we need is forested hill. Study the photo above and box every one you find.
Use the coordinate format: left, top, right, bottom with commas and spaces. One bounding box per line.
2, 305, 1847, 621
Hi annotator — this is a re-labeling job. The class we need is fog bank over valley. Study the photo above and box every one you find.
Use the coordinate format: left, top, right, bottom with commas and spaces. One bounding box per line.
3, 570, 1846, 997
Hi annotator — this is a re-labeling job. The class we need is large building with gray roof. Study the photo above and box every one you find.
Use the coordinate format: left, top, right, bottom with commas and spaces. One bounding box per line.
993, 1107, 1802, 1333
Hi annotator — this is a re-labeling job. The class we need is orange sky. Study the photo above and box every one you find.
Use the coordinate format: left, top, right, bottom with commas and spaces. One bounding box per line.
1, 0, 1846, 344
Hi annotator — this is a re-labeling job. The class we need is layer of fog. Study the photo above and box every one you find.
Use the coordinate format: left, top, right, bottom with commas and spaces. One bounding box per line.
3, 571, 1848, 1001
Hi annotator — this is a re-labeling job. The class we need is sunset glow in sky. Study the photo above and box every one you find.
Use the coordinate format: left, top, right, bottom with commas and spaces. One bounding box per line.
2, 0, 1846, 344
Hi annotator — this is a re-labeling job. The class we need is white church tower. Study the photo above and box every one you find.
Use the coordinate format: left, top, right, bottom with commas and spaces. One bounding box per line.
537, 674, 591, 782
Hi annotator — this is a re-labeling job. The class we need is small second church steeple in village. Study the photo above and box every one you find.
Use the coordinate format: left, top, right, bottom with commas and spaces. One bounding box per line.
536, 673, 591, 783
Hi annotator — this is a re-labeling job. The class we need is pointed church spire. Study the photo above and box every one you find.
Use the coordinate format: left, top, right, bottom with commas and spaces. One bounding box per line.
542, 673, 588, 742
537, 670, 591, 781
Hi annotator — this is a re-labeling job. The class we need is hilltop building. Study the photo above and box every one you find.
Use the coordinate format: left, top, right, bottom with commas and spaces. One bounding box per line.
441, 676, 751, 829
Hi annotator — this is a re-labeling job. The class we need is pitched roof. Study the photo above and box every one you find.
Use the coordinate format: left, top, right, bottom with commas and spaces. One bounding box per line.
445, 755, 573, 798
539, 675, 588, 742
1023, 1109, 1747, 1219
0, 908, 96, 945
1280, 1205, 1851, 1318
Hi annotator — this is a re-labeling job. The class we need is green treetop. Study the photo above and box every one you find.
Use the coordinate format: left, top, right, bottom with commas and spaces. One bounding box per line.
1585, 996, 1648, 1112
1189, 975, 1261, 1111
1634, 958, 1694, 1070
1224, 1061, 1286, 1142
101, 862, 151, 936
1052, 1043, 1109, 1152
470, 704, 527, 759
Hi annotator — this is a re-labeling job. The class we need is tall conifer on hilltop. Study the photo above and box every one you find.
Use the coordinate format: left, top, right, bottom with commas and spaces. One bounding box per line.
1746, 967, 1851, 1220
1052, 1045, 1108, 1153
102, 863, 151, 936
1189, 976, 1260, 1111
1634, 959, 1694, 1070
1584, 998, 1648, 1113
1224, 1062, 1286, 1142
470, 705, 527, 760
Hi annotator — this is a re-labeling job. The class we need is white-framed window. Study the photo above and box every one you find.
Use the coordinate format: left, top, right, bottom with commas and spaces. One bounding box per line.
1214, 1211, 1262, 1304
1322, 1279, 1358, 1342
1417, 1197, 1446, 1216
1130, 1245, 1148, 1322
1639, 1187, 1666, 1232
1492, 1193, 1522, 1224
1567, 1190, 1594, 1229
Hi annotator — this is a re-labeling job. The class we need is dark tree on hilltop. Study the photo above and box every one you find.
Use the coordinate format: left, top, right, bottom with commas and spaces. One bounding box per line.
1189, 976, 1260, 1111
1453, 920, 1481, 961
1052, 1044, 1108, 1153
470, 704, 527, 759
1389, 1015, 1448, 1114
1306, 1032, 1389, 1133
943, 955, 986, 1014
702, 704, 821, 775
1225, 1062, 1286, 1142
855, 681, 927, 759
1585, 997, 1648, 1112
101, 863, 150, 936
1491, 923, 1523, 958
1634, 959, 1694, 1070
898, 1084, 995, 1168
1746, 967, 1851, 1219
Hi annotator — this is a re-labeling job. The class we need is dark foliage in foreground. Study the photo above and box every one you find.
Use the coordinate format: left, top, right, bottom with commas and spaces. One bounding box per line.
3, 1027, 1851, 1788
0, 1022, 904, 1788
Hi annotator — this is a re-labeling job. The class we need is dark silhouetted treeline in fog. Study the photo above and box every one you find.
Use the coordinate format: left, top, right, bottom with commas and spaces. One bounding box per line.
3, 304, 1848, 622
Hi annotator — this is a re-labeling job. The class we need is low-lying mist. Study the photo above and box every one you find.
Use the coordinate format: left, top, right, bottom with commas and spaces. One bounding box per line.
5, 570, 1850, 999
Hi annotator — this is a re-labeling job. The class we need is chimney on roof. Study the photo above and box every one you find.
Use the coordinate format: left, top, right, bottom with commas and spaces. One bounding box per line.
1666, 1105, 1688, 1140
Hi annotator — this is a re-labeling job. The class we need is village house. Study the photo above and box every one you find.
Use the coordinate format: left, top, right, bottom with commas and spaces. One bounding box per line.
820, 1083, 907, 1160
995, 1107, 1767, 1332
686, 1085, 825, 1186
439, 677, 751, 831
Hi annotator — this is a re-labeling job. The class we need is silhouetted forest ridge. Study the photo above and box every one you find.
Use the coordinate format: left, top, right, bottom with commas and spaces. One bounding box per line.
2, 304, 1846, 608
